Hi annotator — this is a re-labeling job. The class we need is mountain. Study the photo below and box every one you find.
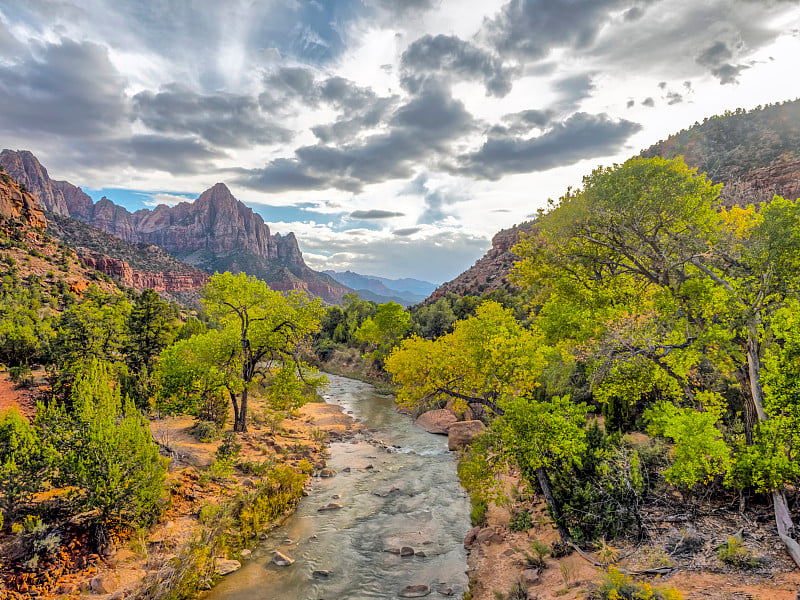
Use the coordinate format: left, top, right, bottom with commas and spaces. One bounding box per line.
427, 100, 800, 303
0, 150, 351, 304
424, 222, 535, 303
0, 171, 122, 298
323, 270, 436, 306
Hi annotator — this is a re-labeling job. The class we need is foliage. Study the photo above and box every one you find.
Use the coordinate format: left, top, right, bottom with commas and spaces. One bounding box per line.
716, 536, 759, 568
509, 509, 532, 532
35, 359, 168, 525
0, 409, 54, 516
469, 497, 488, 527
594, 567, 684, 600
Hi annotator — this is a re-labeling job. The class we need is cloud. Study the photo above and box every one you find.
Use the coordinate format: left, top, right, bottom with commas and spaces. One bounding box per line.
642, 97, 655, 107
401, 34, 516, 97
449, 112, 641, 180
393, 227, 422, 236
484, 0, 623, 60
350, 209, 405, 219
130, 135, 227, 174
237, 82, 476, 193
665, 91, 683, 105
133, 84, 292, 148
0, 38, 128, 138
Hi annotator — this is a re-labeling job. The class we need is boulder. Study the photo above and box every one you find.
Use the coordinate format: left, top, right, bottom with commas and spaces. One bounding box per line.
214, 558, 242, 575
89, 572, 119, 594
319, 468, 336, 478
520, 569, 540, 586
318, 502, 344, 511
400, 546, 415, 557
399, 584, 431, 597
416, 409, 458, 435
448, 420, 486, 450
475, 527, 504, 545
271, 551, 294, 567
464, 525, 481, 548
445, 399, 474, 420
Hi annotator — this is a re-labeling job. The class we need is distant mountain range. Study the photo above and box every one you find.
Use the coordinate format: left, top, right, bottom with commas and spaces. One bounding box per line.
0, 150, 351, 303
323, 270, 436, 306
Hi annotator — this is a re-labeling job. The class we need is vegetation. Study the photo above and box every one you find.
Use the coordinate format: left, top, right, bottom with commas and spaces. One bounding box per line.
387, 156, 800, 564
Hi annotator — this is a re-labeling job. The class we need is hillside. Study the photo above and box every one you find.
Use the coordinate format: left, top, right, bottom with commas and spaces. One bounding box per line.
428, 101, 800, 303
0, 151, 351, 304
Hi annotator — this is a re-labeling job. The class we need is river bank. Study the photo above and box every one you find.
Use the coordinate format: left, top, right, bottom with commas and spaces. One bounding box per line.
0, 371, 362, 600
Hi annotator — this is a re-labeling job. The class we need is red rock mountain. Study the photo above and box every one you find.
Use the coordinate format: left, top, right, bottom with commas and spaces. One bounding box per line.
0, 150, 350, 303
425, 222, 535, 303
0, 169, 47, 229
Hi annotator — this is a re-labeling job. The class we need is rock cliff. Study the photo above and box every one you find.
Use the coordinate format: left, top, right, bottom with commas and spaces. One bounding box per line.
0, 171, 47, 229
78, 250, 208, 293
425, 222, 535, 303
1, 150, 350, 303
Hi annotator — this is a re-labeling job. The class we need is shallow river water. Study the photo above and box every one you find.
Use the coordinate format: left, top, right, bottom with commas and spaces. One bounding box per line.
204, 374, 471, 600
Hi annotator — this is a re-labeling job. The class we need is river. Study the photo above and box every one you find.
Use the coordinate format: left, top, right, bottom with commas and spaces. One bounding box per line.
204, 374, 472, 599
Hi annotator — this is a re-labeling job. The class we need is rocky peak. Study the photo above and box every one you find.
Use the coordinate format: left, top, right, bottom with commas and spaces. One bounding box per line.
0, 171, 47, 229
0, 149, 93, 217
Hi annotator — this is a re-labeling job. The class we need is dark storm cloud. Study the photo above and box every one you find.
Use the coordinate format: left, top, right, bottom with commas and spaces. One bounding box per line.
130, 135, 227, 174
0, 38, 128, 137
666, 91, 683, 105
449, 112, 641, 180
554, 73, 596, 111
350, 210, 405, 219
238, 82, 476, 193
133, 84, 292, 148
490, 108, 556, 136
695, 39, 750, 84
393, 227, 422, 236
400, 34, 516, 97
484, 0, 623, 60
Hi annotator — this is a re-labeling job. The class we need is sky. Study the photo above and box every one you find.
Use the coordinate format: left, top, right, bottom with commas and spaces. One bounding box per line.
0, 1, 799, 283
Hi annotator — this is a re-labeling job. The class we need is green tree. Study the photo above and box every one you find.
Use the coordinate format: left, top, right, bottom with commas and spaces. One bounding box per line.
166, 272, 325, 432
0, 409, 53, 517
36, 360, 167, 526
353, 301, 410, 364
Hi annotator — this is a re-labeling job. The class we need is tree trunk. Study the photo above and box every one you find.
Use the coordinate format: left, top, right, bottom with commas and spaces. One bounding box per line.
745, 320, 800, 567
536, 466, 569, 541
229, 390, 240, 433
235, 387, 249, 433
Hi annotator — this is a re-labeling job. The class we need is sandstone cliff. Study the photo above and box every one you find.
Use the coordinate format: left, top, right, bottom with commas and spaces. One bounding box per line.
1, 150, 350, 303
0, 170, 47, 229
425, 222, 535, 303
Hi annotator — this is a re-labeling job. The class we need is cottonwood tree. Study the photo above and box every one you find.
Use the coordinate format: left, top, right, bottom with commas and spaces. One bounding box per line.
514, 156, 800, 564
162, 272, 325, 432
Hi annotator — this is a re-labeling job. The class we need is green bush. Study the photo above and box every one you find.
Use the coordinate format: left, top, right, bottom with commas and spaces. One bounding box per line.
192, 420, 220, 443
35, 359, 168, 526
0, 409, 53, 517
717, 536, 760, 568
470, 497, 488, 527
509, 509, 533, 532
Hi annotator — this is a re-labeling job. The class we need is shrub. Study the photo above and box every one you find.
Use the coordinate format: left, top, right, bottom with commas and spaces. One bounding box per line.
470, 497, 488, 527
0, 409, 53, 517
35, 360, 168, 526
509, 509, 533, 532
192, 420, 220, 443
717, 536, 759, 568
216, 431, 241, 461
594, 567, 683, 600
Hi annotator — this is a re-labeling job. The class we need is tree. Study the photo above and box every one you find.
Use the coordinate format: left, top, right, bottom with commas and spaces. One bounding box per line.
0, 409, 54, 517
353, 301, 410, 364
127, 288, 176, 373
387, 301, 545, 416
169, 272, 325, 432
36, 360, 167, 526
513, 156, 800, 564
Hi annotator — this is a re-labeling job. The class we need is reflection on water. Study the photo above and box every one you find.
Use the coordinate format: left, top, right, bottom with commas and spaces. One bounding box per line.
204, 375, 471, 600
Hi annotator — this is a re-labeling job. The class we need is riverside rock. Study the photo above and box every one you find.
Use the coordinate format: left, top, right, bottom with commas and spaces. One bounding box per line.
447, 420, 486, 450
415, 409, 458, 435
271, 552, 294, 567
215, 558, 242, 575
399, 584, 431, 597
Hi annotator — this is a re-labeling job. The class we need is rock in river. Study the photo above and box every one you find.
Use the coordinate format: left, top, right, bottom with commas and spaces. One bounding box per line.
318, 502, 344, 511
215, 558, 242, 575
271, 551, 294, 567
399, 584, 431, 597
415, 409, 458, 435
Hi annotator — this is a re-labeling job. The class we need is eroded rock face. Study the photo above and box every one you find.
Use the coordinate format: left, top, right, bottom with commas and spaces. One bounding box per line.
0, 174, 47, 229
78, 250, 209, 293
447, 420, 486, 451
425, 222, 536, 303
719, 157, 800, 207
